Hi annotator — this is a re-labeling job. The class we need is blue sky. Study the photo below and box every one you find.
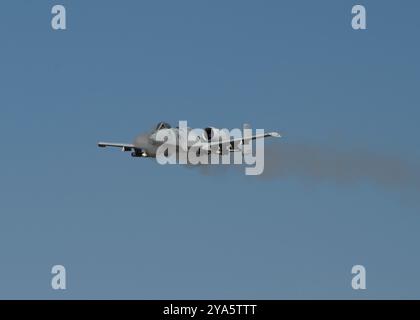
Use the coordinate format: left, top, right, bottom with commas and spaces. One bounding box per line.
0, 0, 420, 298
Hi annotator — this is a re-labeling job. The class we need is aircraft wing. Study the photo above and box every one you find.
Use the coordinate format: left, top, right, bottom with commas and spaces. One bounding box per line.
206, 131, 281, 149
97, 142, 135, 151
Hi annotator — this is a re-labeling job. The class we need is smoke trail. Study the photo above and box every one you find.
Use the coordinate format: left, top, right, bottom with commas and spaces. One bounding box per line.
260, 142, 420, 190
178, 139, 420, 191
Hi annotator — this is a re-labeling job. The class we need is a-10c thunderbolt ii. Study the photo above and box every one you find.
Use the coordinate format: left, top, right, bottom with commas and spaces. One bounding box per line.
98, 121, 281, 158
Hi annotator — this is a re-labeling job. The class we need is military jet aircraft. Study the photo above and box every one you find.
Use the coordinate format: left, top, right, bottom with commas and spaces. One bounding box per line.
98, 121, 281, 158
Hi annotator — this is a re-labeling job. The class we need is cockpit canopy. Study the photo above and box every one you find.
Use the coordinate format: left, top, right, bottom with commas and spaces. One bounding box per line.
155, 122, 171, 130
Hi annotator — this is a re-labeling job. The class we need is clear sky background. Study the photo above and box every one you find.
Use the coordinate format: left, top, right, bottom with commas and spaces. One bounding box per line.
0, 0, 419, 299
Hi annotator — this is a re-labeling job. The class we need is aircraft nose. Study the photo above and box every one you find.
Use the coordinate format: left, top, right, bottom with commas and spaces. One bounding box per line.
134, 133, 149, 148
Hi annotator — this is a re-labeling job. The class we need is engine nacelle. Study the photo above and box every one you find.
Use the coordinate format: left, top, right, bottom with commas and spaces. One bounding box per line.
203, 127, 220, 142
